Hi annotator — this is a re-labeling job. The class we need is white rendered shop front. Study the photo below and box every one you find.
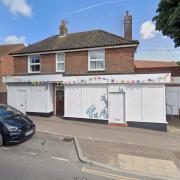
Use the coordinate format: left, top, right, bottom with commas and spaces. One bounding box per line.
3, 73, 171, 131
3, 74, 64, 116
63, 73, 170, 131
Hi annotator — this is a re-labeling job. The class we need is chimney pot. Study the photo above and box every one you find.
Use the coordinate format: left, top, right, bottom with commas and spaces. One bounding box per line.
60, 20, 68, 36
126, 11, 129, 16
124, 11, 132, 40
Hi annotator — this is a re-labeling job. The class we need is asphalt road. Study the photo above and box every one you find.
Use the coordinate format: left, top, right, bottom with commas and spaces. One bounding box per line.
0, 133, 155, 180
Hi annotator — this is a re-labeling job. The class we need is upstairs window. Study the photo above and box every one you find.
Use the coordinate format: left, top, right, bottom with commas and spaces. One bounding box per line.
88, 49, 105, 71
56, 53, 65, 72
28, 55, 40, 73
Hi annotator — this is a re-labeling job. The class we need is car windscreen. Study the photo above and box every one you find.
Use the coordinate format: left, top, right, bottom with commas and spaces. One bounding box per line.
0, 106, 22, 120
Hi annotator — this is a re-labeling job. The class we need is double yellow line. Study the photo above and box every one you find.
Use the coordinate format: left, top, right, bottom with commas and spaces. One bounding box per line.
81, 166, 139, 180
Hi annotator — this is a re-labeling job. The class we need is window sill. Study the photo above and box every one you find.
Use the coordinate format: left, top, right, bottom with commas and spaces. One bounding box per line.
28, 71, 40, 74
88, 69, 105, 72
56, 70, 65, 73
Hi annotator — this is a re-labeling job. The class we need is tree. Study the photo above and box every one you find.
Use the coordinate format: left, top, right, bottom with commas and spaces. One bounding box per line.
177, 61, 180, 66
153, 0, 180, 47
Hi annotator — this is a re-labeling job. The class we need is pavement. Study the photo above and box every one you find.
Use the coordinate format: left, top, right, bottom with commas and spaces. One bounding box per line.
167, 116, 180, 132
0, 132, 148, 180
30, 115, 180, 179
77, 138, 180, 179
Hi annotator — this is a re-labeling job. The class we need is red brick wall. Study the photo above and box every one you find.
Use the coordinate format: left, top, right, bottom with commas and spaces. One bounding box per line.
0, 92, 7, 104
65, 51, 88, 75
0, 55, 14, 91
14, 56, 28, 75
41, 53, 56, 73
135, 67, 180, 77
105, 47, 135, 73
13, 47, 136, 75
0, 55, 14, 75
65, 47, 135, 75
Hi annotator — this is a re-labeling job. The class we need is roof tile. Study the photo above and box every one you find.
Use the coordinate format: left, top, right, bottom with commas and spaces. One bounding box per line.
0, 44, 25, 56
12, 30, 139, 55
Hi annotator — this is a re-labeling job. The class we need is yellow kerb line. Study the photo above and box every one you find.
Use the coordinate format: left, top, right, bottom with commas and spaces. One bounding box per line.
81, 167, 139, 180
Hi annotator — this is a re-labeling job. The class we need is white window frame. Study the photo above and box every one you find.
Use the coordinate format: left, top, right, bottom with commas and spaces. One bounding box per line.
88, 49, 105, 71
56, 53, 65, 72
28, 55, 41, 73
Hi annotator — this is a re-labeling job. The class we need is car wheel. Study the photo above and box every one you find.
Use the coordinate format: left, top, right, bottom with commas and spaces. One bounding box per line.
0, 133, 2, 147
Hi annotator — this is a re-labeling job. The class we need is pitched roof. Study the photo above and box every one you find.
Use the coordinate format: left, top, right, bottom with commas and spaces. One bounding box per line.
12, 30, 139, 55
134, 60, 178, 69
0, 44, 25, 56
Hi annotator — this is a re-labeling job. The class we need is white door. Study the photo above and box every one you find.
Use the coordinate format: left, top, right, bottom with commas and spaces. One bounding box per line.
18, 90, 26, 114
108, 92, 125, 123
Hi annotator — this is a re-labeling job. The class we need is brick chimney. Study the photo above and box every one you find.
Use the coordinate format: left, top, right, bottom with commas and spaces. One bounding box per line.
124, 11, 132, 40
60, 20, 68, 36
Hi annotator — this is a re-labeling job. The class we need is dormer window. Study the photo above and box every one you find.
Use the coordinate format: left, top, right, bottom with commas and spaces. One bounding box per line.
88, 49, 105, 71
28, 55, 40, 73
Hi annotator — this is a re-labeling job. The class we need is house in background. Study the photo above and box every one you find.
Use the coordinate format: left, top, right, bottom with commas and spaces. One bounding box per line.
3, 12, 179, 131
0, 44, 25, 104
135, 60, 180, 117
135, 60, 179, 76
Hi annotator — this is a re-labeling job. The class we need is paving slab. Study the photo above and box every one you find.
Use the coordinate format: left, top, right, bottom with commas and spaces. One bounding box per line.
77, 138, 180, 179
31, 116, 180, 151
118, 153, 180, 178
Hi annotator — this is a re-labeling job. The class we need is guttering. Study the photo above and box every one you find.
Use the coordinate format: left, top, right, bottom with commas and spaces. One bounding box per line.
11, 44, 138, 57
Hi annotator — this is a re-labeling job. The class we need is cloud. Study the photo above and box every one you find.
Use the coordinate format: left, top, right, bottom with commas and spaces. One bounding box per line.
162, 35, 168, 39
1, 0, 32, 16
140, 21, 158, 40
64, 0, 128, 16
5, 35, 26, 44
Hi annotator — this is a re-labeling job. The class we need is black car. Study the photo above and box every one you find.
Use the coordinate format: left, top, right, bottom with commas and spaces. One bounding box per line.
0, 104, 35, 146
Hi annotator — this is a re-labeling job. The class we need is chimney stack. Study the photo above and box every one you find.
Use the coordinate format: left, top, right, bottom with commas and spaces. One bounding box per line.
60, 20, 68, 36
124, 11, 132, 40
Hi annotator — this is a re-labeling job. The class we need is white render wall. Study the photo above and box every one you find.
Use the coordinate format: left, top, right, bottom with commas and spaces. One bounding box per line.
65, 85, 107, 120
124, 85, 166, 123
7, 84, 54, 113
64, 84, 166, 124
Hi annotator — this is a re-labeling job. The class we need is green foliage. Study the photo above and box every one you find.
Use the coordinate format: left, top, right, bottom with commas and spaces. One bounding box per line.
153, 0, 180, 47
177, 61, 180, 66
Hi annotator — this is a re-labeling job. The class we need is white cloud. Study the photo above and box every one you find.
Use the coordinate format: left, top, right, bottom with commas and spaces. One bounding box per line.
162, 36, 168, 39
2, 0, 32, 16
5, 35, 26, 44
140, 21, 158, 40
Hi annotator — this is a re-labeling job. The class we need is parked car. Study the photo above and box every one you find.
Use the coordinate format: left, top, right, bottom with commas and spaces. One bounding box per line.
0, 104, 35, 146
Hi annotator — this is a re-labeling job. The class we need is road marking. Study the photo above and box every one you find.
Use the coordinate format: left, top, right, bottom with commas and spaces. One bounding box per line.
81, 167, 139, 180
29, 152, 37, 155
50, 156, 69, 162
0, 147, 10, 150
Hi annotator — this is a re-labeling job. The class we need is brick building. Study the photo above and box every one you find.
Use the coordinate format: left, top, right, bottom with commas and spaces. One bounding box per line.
3, 12, 179, 131
135, 60, 180, 76
0, 44, 25, 103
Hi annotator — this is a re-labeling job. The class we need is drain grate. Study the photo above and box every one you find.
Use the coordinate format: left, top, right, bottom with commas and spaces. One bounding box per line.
63, 137, 73, 142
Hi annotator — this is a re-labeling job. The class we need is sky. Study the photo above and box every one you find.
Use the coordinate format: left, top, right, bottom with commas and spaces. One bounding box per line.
0, 0, 179, 62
